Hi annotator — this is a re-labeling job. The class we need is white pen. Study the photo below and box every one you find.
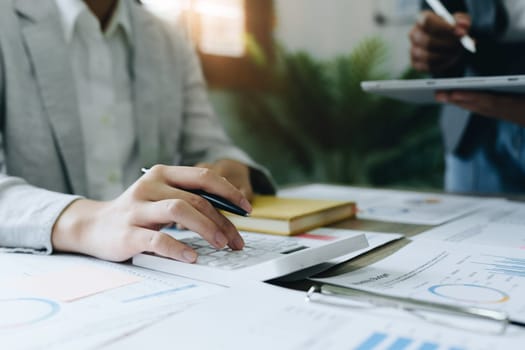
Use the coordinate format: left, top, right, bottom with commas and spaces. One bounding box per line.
425, 0, 477, 53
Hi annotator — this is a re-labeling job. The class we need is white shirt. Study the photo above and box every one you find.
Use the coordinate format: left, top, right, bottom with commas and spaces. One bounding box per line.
54, 0, 135, 200
502, 0, 525, 41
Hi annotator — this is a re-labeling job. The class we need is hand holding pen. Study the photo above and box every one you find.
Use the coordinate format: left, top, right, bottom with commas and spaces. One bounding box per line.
52, 165, 251, 264
410, 3, 474, 74
425, 0, 476, 53
141, 168, 250, 217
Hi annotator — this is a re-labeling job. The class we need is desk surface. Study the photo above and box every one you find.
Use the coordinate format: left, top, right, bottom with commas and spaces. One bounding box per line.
5, 187, 524, 349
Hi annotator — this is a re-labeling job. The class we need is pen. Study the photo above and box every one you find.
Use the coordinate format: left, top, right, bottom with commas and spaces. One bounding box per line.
307, 284, 525, 334
425, 0, 477, 53
141, 168, 249, 217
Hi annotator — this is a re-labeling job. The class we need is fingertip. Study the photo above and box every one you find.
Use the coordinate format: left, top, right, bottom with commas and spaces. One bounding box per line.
417, 13, 426, 26
182, 249, 198, 263
214, 232, 228, 248
240, 197, 252, 213
454, 13, 471, 26
232, 236, 245, 250
454, 27, 467, 37
417, 11, 432, 26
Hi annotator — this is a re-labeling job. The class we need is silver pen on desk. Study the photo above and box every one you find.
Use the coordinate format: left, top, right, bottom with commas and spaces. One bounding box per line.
306, 284, 523, 334
425, 0, 477, 53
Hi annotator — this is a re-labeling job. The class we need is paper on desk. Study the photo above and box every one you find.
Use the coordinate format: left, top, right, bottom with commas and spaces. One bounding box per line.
275, 231, 404, 282
413, 200, 525, 249
103, 282, 525, 350
0, 253, 224, 350
329, 231, 403, 265
279, 184, 495, 225
315, 240, 525, 323
7, 265, 141, 302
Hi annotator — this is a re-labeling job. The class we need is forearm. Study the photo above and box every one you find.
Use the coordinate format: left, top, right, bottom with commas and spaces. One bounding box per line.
0, 177, 81, 254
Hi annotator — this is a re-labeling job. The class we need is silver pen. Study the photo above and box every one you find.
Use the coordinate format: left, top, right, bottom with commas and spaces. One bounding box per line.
306, 284, 523, 334
425, 0, 476, 53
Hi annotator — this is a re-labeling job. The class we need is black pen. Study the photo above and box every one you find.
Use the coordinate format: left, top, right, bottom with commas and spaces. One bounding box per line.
141, 168, 249, 217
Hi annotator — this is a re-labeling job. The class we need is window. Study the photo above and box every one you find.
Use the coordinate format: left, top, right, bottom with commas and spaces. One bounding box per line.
143, 0, 274, 89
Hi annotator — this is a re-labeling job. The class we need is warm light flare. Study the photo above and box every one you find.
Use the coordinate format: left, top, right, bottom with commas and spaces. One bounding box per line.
143, 0, 246, 58
194, 0, 243, 19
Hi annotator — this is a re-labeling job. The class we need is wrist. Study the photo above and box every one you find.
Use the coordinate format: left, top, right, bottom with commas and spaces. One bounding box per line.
51, 199, 104, 254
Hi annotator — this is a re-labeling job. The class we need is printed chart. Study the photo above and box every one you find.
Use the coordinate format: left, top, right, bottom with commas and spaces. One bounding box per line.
315, 241, 525, 322
476, 255, 525, 278
0, 297, 60, 330
355, 332, 466, 350
428, 284, 510, 304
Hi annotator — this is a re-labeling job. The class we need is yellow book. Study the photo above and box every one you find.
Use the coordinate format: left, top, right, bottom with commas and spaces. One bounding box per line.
224, 195, 356, 236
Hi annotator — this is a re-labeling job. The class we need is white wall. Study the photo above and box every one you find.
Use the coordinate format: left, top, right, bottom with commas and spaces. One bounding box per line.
273, 0, 416, 75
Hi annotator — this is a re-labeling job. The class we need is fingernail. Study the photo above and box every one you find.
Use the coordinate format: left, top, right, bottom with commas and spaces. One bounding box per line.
182, 249, 197, 263
455, 28, 467, 36
417, 12, 426, 26
215, 232, 228, 248
233, 236, 244, 250
240, 198, 252, 212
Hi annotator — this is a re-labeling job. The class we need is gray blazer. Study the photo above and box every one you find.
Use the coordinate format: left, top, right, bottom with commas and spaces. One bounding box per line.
0, 0, 274, 253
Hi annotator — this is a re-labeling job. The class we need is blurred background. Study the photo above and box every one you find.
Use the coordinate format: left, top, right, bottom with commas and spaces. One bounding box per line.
143, 0, 444, 190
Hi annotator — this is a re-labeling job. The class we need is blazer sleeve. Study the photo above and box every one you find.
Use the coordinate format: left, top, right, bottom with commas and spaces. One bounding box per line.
0, 40, 81, 254
171, 29, 276, 194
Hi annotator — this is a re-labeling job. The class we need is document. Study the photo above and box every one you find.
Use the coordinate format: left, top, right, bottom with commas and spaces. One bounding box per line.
276, 232, 404, 281
279, 184, 494, 225
315, 240, 525, 323
329, 231, 403, 265
8, 265, 141, 302
413, 200, 525, 249
0, 253, 224, 350
104, 282, 525, 350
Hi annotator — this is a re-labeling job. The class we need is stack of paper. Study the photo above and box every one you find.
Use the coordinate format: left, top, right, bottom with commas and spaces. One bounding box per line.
102, 282, 525, 350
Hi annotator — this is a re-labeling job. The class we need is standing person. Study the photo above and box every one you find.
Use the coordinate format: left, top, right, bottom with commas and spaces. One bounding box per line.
0, 0, 274, 263
410, 0, 525, 194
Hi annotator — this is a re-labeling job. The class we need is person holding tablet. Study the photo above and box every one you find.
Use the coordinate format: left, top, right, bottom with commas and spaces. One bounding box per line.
410, 0, 525, 194
0, 0, 274, 262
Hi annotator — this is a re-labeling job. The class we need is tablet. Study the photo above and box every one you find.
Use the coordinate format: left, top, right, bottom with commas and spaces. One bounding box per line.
361, 75, 525, 104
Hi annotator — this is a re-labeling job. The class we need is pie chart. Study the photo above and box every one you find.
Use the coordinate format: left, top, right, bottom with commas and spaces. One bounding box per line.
428, 284, 510, 304
0, 298, 60, 330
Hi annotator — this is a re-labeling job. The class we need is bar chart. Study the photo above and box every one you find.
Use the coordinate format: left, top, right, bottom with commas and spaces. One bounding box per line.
354, 332, 466, 350
475, 255, 525, 278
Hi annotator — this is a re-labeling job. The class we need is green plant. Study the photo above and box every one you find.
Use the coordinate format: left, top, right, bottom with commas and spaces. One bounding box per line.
228, 37, 444, 189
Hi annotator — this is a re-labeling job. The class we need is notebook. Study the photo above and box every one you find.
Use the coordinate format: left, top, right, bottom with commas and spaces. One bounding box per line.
132, 227, 368, 286
361, 75, 525, 103
223, 196, 356, 236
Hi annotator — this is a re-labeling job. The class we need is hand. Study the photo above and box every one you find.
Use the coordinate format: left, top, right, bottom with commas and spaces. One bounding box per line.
436, 91, 525, 126
409, 11, 471, 73
51, 165, 252, 262
194, 159, 253, 200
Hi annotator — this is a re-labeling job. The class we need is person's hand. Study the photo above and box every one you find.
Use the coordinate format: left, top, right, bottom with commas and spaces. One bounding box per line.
409, 11, 472, 73
194, 159, 253, 200
51, 165, 252, 262
436, 91, 525, 126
